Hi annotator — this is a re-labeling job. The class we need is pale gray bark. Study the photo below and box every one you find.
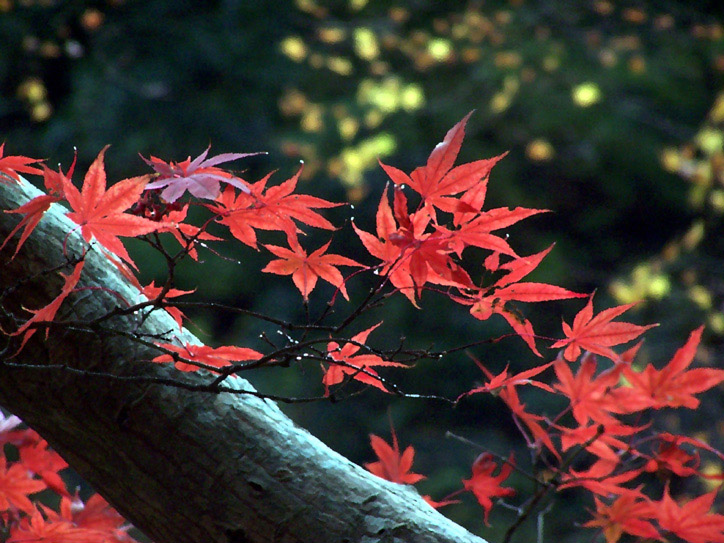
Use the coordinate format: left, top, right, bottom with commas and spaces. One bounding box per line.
0, 179, 488, 543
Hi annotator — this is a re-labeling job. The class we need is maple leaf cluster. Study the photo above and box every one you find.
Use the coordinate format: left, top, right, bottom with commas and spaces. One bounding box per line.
0, 413, 135, 543
1, 115, 724, 542
355, 113, 586, 354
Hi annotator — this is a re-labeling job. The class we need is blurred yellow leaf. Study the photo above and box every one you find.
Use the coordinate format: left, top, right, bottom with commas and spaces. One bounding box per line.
572, 82, 601, 107
280, 36, 307, 62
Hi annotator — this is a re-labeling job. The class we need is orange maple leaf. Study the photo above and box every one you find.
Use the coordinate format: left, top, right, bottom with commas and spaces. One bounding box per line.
551, 295, 657, 362
262, 231, 361, 301
63, 494, 130, 541
62, 147, 160, 267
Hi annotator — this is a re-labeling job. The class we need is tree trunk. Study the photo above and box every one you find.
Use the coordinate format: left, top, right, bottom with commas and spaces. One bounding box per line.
0, 179, 488, 543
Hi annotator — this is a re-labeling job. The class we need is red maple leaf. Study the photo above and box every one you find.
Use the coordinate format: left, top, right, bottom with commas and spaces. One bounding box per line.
0, 456, 46, 515
654, 485, 724, 543
207, 167, 340, 248
620, 326, 724, 410
155, 204, 223, 261
462, 452, 516, 525
553, 354, 630, 425
453, 246, 586, 355
140, 281, 195, 331
63, 147, 161, 266
354, 187, 470, 305
0, 143, 44, 183
142, 146, 263, 202
557, 421, 644, 462
322, 323, 407, 394
584, 494, 660, 543
457, 357, 553, 401
2, 158, 76, 258
643, 434, 702, 479
559, 459, 643, 497
11, 261, 84, 352
19, 439, 69, 496
262, 231, 361, 301
461, 357, 559, 457
8, 506, 98, 543
364, 423, 425, 485
379, 112, 508, 218
422, 495, 460, 510
152, 342, 263, 373
551, 295, 657, 362
495, 380, 560, 459
55, 494, 130, 542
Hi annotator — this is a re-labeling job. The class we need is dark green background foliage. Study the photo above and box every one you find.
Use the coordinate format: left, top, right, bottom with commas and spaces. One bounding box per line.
3, 1, 724, 540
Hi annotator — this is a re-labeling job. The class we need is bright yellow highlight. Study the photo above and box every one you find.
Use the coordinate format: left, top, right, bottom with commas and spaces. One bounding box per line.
688, 285, 712, 310
696, 128, 723, 156
357, 77, 425, 114
427, 38, 452, 61
708, 313, 724, 335
660, 147, 681, 173
318, 27, 346, 44
17, 78, 47, 102
354, 28, 379, 61
327, 56, 353, 76
301, 105, 323, 133
610, 264, 670, 305
526, 139, 555, 162
280, 36, 307, 62
338, 133, 397, 188
338, 117, 359, 141
400, 84, 424, 111
349, 0, 368, 10
572, 82, 602, 107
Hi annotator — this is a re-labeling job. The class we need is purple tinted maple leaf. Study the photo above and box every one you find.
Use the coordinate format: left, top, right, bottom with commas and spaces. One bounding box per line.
142, 146, 265, 203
